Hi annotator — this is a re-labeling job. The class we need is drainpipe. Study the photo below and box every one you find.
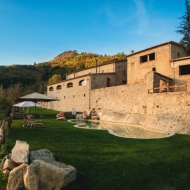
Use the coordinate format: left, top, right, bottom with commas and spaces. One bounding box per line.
96, 59, 98, 73
98, 60, 100, 73
89, 75, 91, 110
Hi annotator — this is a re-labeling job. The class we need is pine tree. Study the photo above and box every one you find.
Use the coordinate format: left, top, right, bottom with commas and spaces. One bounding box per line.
176, 0, 190, 54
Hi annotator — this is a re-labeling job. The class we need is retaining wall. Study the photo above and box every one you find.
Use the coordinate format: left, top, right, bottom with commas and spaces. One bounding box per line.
90, 82, 190, 134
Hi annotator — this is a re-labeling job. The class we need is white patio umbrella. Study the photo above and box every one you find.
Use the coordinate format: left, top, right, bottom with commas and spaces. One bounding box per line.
13, 101, 41, 116
13, 101, 41, 108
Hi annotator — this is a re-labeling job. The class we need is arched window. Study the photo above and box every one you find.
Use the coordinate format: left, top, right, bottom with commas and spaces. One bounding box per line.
79, 79, 86, 86
49, 87, 53, 91
67, 82, 73, 88
56, 85, 61, 90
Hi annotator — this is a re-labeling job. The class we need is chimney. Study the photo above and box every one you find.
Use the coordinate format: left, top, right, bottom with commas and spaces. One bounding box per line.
130, 50, 134, 54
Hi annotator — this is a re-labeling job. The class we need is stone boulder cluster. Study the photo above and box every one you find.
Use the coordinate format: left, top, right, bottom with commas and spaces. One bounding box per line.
0, 140, 77, 190
80, 109, 100, 120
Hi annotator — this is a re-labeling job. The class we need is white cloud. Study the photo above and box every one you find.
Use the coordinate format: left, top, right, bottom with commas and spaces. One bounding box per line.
133, 0, 149, 34
104, 3, 135, 27
104, 0, 149, 34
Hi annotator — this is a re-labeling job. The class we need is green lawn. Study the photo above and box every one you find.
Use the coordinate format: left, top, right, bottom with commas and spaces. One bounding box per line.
1, 114, 190, 190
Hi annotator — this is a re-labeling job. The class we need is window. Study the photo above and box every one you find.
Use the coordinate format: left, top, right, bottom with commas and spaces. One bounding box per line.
140, 55, 148, 63
79, 80, 86, 86
49, 87, 53, 91
84, 94, 86, 97
179, 64, 190, 75
56, 85, 61, 90
140, 52, 155, 63
152, 67, 156, 71
73, 95, 75, 98
67, 82, 73, 88
149, 53, 155, 61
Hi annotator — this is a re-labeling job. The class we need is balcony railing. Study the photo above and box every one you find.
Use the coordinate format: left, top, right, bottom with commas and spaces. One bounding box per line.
148, 84, 189, 94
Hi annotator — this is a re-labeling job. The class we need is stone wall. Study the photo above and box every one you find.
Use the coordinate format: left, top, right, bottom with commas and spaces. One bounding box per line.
66, 60, 127, 79
170, 43, 187, 59
90, 74, 190, 134
67, 63, 115, 79
91, 73, 116, 89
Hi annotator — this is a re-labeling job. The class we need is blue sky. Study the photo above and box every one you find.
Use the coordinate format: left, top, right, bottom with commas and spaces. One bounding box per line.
0, 0, 186, 65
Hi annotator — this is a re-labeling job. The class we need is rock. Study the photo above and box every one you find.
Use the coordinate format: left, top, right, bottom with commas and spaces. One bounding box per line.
6, 164, 27, 190
3, 169, 10, 175
3, 159, 18, 173
11, 140, 29, 165
29, 149, 77, 184
4, 142, 77, 190
76, 114, 82, 119
91, 116, 99, 120
29, 149, 56, 163
24, 160, 77, 190
0, 154, 11, 169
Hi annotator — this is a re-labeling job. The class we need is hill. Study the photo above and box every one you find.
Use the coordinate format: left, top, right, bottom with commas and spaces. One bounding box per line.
37, 50, 126, 70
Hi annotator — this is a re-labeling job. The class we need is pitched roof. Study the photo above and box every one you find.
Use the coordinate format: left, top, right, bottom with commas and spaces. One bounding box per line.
127, 41, 187, 57
171, 56, 190, 62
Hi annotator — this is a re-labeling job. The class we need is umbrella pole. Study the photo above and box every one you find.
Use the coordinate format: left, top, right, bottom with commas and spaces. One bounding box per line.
34, 103, 36, 119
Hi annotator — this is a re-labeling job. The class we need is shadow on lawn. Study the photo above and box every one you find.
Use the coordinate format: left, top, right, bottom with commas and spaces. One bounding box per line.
63, 173, 91, 190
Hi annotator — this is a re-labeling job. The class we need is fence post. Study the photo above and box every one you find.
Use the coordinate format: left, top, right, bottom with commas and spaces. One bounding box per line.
0, 121, 5, 150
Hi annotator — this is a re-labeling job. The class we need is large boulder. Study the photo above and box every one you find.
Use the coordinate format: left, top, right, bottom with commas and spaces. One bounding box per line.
30, 149, 55, 163
6, 163, 27, 190
11, 140, 29, 165
25, 160, 76, 190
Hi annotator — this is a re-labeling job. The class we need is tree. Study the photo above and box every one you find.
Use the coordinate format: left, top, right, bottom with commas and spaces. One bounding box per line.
48, 74, 62, 84
6, 84, 22, 105
176, 0, 190, 54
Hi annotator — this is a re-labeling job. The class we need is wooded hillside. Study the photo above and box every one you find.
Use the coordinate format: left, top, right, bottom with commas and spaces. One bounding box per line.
0, 50, 126, 89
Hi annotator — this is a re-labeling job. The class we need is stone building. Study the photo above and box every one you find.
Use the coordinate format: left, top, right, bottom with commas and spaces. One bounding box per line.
47, 41, 190, 134
127, 41, 187, 84
47, 59, 127, 112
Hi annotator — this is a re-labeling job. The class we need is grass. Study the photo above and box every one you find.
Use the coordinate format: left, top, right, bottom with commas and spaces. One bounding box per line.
0, 109, 190, 190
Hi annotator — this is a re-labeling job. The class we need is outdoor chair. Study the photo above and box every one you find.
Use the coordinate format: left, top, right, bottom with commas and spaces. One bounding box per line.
56, 112, 66, 120
23, 115, 44, 129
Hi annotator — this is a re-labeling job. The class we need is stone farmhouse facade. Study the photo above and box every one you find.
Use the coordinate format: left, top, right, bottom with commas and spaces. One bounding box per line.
47, 41, 190, 134
46, 60, 127, 112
